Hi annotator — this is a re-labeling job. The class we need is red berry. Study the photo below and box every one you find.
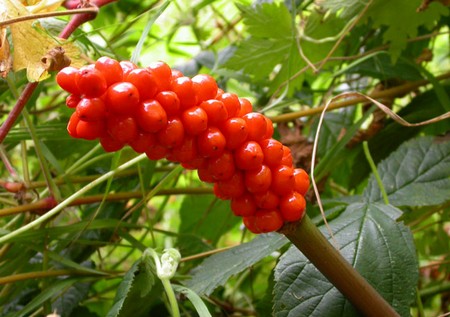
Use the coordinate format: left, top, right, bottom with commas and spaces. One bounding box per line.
66, 94, 80, 108
238, 98, 253, 117
171, 76, 198, 109
181, 157, 206, 170
294, 168, 310, 196
155, 91, 181, 117
147, 61, 172, 91
125, 68, 158, 100
106, 82, 140, 115
280, 145, 293, 167
157, 117, 185, 148
77, 66, 107, 98
271, 165, 295, 195
221, 117, 248, 150
197, 163, 215, 183
234, 141, 264, 170
100, 134, 125, 152
279, 191, 306, 222
244, 164, 272, 193
56, 66, 81, 95
136, 100, 168, 133
264, 117, 274, 139
192, 74, 218, 103
242, 112, 267, 141
76, 98, 106, 121
166, 136, 197, 163
214, 172, 245, 200
145, 144, 168, 160
207, 150, 235, 181
253, 209, 284, 233
171, 69, 184, 81
67, 112, 80, 138
76, 119, 106, 140
181, 106, 208, 135
253, 190, 280, 209
95, 56, 123, 86
243, 215, 261, 233
107, 116, 138, 143
217, 92, 240, 118
119, 61, 137, 77
260, 138, 284, 166
197, 127, 226, 158
129, 132, 156, 153
199, 99, 228, 126
231, 193, 257, 217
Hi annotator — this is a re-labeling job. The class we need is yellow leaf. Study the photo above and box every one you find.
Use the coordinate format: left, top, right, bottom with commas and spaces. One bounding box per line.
0, 0, 83, 82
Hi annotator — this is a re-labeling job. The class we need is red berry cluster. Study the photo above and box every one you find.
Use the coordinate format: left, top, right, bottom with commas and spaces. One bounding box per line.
56, 57, 310, 233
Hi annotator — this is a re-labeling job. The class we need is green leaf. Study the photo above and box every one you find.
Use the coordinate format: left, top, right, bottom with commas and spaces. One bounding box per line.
52, 282, 91, 317
172, 285, 212, 317
236, 2, 292, 38
364, 136, 450, 207
273, 203, 418, 317
106, 256, 161, 317
187, 233, 288, 295
179, 195, 240, 244
319, 0, 369, 19
365, 0, 448, 61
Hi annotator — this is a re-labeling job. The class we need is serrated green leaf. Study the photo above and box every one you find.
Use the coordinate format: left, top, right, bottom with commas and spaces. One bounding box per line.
273, 203, 418, 317
236, 2, 292, 38
319, 0, 370, 18
366, 0, 448, 61
364, 136, 450, 207
224, 37, 292, 80
106, 256, 160, 317
179, 195, 240, 244
187, 233, 288, 295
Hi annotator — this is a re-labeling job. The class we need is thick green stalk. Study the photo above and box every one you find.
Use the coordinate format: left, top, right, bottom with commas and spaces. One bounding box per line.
281, 215, 400, 317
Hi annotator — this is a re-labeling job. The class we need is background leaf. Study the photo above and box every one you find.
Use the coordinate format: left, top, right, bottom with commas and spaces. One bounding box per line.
364, 136, 450, 206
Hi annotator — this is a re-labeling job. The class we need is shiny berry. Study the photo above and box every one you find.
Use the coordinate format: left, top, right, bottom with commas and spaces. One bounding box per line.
253, 209, 284, 233
294, 168, 310, 196
242, 112, 267, 141
155, 91, 180, 117
279, 191, 306, 222
147, 61, 172, 91
244, 164, 272, 193
157, 117, 185, 148
76, 98, 106, 121
145, 144, 168, 160
56, 66, 81, 95
231, 193, 257, 217
207, 150, 235, 181
166, 136, 197, 163
67, 112, 80, 138
260, 138, 284, 166
271, 165, 296, 195
77, 66, 107, 98
217, 92, 240, 118
95, 56, 123, 86
76, 119, 106, 140
119, 61, 137, 77
197, 127, 226, 158
253, 190, 280, 209
136, 100, 168, 133
214, 172, 245, 200
192, 74, 218, 103
235, 141, 264, 170
100, 134, 125, 152
222, 117, 248, 150
129, 132, 156, 153
171, 76, 198, 109
125, 68, 158, 100
181, 106, 208, 135
107, 116, 138, 143
280, 145, 293, 167
197, 163, 214, 183
66, 94, 80, 108
199, 99, 228, 126
106, 82, 140, 115
238, 97, 253, 117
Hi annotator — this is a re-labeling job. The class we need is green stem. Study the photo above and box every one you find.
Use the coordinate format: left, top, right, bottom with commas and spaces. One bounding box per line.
281, 215, 400, 317
0, 154, 148, 244
363, 141, 389, 204
162, 279, 180, 317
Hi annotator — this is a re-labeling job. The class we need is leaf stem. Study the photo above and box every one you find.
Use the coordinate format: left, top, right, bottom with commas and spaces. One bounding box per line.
281, 215, 400, 317
363, 141, 389, 204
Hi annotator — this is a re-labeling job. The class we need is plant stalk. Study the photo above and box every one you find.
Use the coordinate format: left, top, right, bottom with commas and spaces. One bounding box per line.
281, 215, 400, 317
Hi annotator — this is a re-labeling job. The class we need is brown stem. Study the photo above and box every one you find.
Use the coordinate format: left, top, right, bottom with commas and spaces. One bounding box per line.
271, 71, 450, 123
0, 188, 213, 217
0, 269, 116, 285
281, 215, 400, 317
